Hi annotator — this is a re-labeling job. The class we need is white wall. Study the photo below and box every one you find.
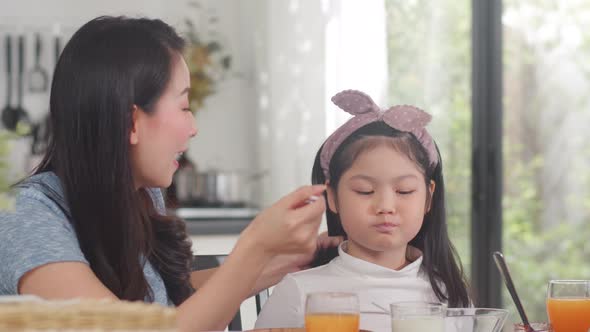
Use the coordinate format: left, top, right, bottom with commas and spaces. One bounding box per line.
1, 0, 388, 211
247, 0, 330, 206
0, 0, 258, 187
244, 0, 388, 207
181, 0, 258, 180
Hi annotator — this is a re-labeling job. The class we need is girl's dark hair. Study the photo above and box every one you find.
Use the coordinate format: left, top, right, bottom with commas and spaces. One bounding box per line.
311, 121, 470, 307
30, 16, 194, 305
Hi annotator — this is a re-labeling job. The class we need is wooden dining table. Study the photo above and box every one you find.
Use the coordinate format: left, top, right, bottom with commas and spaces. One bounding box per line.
240, 329, 372, 332
243, 329, 303, 332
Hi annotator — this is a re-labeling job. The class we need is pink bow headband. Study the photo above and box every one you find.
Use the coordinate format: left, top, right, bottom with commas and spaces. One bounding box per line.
320, 90, 439, 179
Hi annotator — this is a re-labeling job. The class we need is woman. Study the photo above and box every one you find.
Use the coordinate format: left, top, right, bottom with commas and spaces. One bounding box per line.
0, 16, 332, 331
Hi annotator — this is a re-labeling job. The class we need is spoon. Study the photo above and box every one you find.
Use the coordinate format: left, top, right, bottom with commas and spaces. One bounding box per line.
371, 302, 390, 315
493, 251, 535, 332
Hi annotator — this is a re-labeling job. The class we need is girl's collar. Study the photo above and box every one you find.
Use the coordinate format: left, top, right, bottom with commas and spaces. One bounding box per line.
334, 241, 424, 278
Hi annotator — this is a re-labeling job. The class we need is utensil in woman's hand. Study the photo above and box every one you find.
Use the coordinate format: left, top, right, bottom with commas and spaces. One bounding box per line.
304, 195, 319, 204
492, 251, 536, 332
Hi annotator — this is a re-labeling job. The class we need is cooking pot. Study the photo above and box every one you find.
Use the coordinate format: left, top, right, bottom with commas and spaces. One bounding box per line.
195, 170, 246, 206
174, 166, 267, 207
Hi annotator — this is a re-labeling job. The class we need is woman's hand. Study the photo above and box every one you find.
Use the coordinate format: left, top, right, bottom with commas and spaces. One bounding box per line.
238, 185, 327, 259
252, 231, 344, 293
179, 186, 325, 331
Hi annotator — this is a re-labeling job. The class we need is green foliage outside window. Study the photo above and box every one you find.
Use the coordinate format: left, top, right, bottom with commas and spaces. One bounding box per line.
386, 0, 590, 324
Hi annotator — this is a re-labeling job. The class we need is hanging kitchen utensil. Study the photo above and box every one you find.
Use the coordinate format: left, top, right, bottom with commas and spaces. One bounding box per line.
11, 35, 31, 135
30, 113, 50, 155
1, 34, 16, 130
1, 34, 30, 133
54, 35, 62, 67
28, 33, 49, 93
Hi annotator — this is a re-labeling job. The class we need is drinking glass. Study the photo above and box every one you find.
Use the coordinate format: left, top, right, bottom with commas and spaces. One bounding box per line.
445, 308, 509, 332
305, 292, 360, 332
390, 302, 445, 332
546, 280, 590, 332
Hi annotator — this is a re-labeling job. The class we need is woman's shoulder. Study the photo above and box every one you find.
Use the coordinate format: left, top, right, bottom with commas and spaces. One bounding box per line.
9, 172, 69, 219
1, 172, 74, 236
0, 173, 89, 295
9, 172, 165, 216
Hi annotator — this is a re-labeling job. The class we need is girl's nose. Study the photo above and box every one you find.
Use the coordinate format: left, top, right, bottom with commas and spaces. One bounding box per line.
376, 205, 395, 215
375, 191, 396, 214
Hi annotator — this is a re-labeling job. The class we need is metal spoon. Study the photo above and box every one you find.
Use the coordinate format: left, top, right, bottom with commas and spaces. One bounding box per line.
493, 251, 536, 332
371, 302, 390, 315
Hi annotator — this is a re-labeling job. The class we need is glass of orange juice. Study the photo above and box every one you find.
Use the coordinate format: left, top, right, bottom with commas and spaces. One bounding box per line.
305, 292, 360, 332
546, 280, 590, 332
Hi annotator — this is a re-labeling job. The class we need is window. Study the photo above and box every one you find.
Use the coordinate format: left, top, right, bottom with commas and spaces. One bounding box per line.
387, 0, 590, 324
386, 0, 472, 275
503, 0, 590, 322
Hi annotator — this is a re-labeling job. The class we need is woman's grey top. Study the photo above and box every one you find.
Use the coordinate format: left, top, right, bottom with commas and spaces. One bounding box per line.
0, 171, 170, 305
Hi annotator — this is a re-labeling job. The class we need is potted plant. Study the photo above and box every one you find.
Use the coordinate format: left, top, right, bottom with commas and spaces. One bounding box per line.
183, 1, 232, 111
0, 131, 15, 209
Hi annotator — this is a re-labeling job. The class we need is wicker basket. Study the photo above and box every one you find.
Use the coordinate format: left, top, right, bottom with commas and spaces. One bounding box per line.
0, 298, 177, 331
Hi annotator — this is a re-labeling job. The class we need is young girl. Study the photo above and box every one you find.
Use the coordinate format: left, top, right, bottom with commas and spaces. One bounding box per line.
255, 90, 470, 332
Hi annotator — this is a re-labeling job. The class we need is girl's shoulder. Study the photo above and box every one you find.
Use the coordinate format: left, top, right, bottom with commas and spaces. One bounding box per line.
286, 257, 345, 288
290, 261, 335, 279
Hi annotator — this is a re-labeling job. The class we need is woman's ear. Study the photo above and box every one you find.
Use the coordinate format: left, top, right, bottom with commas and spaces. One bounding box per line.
425, 180, 436, 213
326, 181, 338, 214
130, 105, 140, 145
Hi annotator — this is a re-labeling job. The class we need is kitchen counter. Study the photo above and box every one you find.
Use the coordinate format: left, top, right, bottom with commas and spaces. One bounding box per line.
172, 207, 259, 235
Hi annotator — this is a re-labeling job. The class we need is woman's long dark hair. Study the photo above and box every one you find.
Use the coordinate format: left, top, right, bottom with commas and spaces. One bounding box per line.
30, 16, 194, 305
311, 121, 470, 307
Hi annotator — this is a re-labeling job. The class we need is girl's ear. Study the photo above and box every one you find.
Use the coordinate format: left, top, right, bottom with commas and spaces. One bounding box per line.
130, 105, 141, 145
425, 180, 436, 213
326, 181, 338, 213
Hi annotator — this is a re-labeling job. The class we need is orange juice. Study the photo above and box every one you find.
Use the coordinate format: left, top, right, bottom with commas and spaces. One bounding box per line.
546, 298, 590, 332
305, 313, 359, 332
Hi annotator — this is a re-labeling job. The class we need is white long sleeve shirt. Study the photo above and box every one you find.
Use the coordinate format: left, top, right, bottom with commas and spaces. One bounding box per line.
254, 242, 442, 332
